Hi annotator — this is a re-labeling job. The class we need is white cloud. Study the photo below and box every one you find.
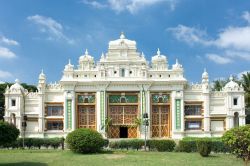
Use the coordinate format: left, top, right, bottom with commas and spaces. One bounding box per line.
215, 26, 250, 51
167, 25, 212, 46
82, 0, 176, 14
168, 12, 250, 64
0, 36, 19, 46
109, 0, 173, 14
242, 11, 250, 23
0, 47, 16, 59
27, 15, 74, 44
0, 70, 13, 79
82, 0, 107, 8
237, 70, 250, 79
206, 53, 232, 64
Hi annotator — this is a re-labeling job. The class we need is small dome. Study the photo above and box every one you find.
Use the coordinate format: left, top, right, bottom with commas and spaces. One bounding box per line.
151, 48, 167, 63
172, 59, 182, 70
10, 79, 24, 92
39, 69, 46, 80
64, 59, 74, 71
224, 76, 239, 89
202, 68, 209, 79
79, 49, 94, 62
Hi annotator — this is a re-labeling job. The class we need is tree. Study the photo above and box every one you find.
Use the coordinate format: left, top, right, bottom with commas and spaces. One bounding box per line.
212, 79, 227, 91
0, 121, 20, 147
222, 125, 250, 166
101, 117, 112, 138
241, 72, 250, 107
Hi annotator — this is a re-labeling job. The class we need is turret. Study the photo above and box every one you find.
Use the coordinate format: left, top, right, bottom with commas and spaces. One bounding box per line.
202, 68, 209, 93
151, 48, 168, 70
78, 49, 95, 70
38, 70, 46, 93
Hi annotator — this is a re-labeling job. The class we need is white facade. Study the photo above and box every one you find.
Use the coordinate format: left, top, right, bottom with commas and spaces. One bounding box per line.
4, 33, 246, 139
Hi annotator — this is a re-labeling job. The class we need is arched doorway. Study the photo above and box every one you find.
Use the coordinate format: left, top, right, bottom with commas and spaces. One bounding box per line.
233, 112, 239, 128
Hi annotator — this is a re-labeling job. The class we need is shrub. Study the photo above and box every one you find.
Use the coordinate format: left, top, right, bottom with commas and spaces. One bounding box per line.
50, 138, 61, 149
0, 121, 20, 147
129, 139, 144, 151
103, 139, 109, 148
66, 128, 105, 153
196, 138, 212, 157
177, 140, 197, 152
32, 138, 44, 149
147, 140, 176, 152
222, 125, 250, 166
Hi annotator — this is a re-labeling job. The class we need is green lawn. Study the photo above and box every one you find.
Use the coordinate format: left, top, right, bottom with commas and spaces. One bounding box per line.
0, 150, 245, 166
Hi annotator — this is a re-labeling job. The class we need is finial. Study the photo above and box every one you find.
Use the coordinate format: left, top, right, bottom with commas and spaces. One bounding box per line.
41, 69, 44, 74
141, 52, 145, 58
15, 79, 20, 84
176, 59, 179, 64
101, 52, 105, 59
204, 68, 207, 73
120, 31, 125, 39
85, 49, 88, 55
229, 75, 233, 81
157, 48, 160, 56
68, 59, 71, 65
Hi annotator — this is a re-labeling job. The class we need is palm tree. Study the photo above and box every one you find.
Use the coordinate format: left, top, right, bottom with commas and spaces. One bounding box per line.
101, 117, 112, 138
212, 79, 227, 91
240, 72, 250, 124
241, 72, 250, 107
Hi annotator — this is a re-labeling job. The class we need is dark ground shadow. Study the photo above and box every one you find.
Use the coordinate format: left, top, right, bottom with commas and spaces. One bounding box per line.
0, 162, 47, 166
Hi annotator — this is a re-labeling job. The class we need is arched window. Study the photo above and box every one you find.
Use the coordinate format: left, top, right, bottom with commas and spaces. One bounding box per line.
10, 113, 16, 126
121, 68, 125, 77
234, 112, 239, 128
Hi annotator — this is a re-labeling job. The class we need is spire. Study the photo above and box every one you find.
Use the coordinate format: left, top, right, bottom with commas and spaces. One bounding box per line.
229, 75, 233, 81
141, 52, 145, 58
101, 52, 105, 59
85, 49, 88, 55
15, 79, 20, 84
157, 48, 160, 56
176, 59, 179, 65
120, 31, 125, 39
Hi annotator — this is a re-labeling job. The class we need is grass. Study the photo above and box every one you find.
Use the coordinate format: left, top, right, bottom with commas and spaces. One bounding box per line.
0, 150, 244, 166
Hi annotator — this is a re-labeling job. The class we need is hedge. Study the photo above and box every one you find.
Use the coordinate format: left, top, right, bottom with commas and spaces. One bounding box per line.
176, 137, 229, 153
109, 139, 176, 152
0, 137, 64, 149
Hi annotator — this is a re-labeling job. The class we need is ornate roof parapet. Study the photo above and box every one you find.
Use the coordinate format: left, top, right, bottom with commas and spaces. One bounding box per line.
185, 83, 203, 90
46, 82, 63, 90
78, 49, 95, 70
211, 91, 226, 97
6, 79, 25, 94
38, 70, 46, 93
223, 75, 244, 92
26, 92, 39, 98
151, 48, 168, 70
172, 59, 183, 71
64, 59, 74, 71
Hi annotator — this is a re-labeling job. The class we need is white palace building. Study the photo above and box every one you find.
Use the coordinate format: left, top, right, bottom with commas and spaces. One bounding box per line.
4, 33, 246, 139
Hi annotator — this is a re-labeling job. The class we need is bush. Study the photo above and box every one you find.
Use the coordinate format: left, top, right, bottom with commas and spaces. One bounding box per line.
129, 139, 144, 151
222, 125, 250, 165
0, 121, 20, 147
177, 137, 229, 153
147, 140, 176, 152
50, 138, 61, 149
66, 128, 105, 153
196, 138, 212, 157
103, 139, 109, 148
177, 140, 197, 152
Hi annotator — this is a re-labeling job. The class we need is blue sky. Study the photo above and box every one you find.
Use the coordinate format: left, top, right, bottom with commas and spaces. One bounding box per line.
0, 0, 250, 84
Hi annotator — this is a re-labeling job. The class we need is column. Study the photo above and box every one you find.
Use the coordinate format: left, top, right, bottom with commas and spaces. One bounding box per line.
99, 90, 106, 135
203, 93, 210, 134
38, 93, 44, 134
72, 92, 76, 130
171, 91, 184, 139
96, 91, 101, 132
